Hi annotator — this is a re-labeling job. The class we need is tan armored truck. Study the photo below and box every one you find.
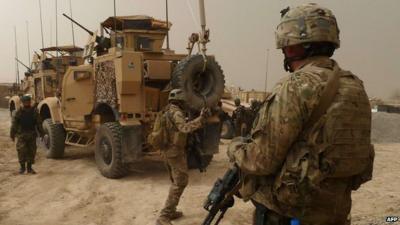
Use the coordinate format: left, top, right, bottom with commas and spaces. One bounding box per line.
8, 46, 84, 116
39, 13, 225, 178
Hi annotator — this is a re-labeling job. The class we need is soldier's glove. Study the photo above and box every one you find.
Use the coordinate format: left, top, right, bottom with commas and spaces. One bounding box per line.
200, 107, 212, 118
227, 137, 249, 162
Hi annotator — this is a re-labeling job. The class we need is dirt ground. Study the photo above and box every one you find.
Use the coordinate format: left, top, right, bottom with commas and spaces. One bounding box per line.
0, 108, 399, 225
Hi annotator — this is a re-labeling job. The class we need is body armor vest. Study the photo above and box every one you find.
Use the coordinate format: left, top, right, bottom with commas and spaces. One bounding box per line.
19, 107, 37, 131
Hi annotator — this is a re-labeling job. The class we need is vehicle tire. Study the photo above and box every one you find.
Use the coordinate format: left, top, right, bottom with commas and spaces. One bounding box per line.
95, 122, 129, 179
9, 102, 16, 118
221, 119, 234, 139
10, 110, 16, 118
171, 54, 225, 110
187, 153, 213, 170
42, 118, 65, 159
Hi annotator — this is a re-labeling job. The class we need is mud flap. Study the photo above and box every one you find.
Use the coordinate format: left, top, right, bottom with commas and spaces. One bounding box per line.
122, 125, 142, 163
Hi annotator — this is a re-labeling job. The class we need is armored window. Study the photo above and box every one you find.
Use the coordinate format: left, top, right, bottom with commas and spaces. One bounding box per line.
44, 76, 54, 95
116, 36, 124, 49
136, 37, 152, 51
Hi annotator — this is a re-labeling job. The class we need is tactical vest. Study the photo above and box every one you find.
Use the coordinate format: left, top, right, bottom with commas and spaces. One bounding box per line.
273, 63, 374, 210
19, 107, 37, 131
166, 106, 188, 149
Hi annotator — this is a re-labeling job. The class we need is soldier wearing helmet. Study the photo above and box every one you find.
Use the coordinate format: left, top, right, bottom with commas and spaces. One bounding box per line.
10, 95, 44, 174
156, 89, 210, 225
228, 4, 374, 225
231, 98, 246, 137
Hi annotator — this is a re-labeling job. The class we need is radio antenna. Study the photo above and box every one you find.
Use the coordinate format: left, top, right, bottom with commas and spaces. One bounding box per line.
165, 0, 170, 50
69, 0, 75, 46
14, 27, 20, 86
26, 21, 31, 66
113, 0, 117, 31
55, 0, 60, 90
38, 0, 45, 48
264, 49, 269, 92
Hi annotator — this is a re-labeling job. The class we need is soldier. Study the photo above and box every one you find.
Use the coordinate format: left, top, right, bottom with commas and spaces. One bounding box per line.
228, 4, 374, 225
10, 95, 44, 174
156, 89, 210, 225
231, 98, 246, 137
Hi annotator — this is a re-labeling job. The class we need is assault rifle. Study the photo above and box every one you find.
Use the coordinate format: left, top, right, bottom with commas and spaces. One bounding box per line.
202, 165, 240, 225
202, 165, 272, 225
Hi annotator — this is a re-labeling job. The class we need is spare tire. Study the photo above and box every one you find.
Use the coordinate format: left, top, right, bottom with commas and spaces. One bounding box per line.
172, 54, 225, 110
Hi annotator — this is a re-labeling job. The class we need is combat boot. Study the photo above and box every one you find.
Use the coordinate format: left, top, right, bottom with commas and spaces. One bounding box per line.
27, 163, 36, 174
155, 216, 172, 225
167, 211, 183, 220
19, 163, 26, 174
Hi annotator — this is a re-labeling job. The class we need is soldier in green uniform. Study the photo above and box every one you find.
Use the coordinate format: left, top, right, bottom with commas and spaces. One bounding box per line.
10, 95, 44, 174
227, 4, 374, 225
156, 89, 210, 225
231, 98, 246, 137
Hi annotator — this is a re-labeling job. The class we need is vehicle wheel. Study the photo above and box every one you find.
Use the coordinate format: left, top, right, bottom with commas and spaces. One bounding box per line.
171, 54, 225, 110
10, 110, 16, 118
42, 118, 65, 158
187, 153, 213, 170
9, 102, 16, 118
221, 119, 234, 139
95, 122, 129, 179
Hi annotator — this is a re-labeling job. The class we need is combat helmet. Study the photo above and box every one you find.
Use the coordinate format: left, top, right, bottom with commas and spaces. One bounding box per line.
234, 98, 241, 106
168, 89, 185, 102
275, 3, 340, 49
21, 94, 32, 102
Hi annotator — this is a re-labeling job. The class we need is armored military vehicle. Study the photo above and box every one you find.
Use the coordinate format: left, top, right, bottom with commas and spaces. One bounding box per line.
39, 7, 225, 178
8, 46, 84, 116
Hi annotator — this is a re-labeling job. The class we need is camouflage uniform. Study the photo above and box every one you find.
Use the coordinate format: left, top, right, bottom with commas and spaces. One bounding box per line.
232, 105, 246, 137
159, 103, 205, 219
228, 57, 374, 225
227, 4, 375, 224
10, 106, 43, 166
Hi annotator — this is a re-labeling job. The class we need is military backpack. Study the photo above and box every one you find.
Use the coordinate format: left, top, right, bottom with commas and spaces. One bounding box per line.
148, 111, 170, 150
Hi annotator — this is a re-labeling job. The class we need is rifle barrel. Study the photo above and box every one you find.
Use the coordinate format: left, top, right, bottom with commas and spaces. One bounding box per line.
62, 13, 93, 36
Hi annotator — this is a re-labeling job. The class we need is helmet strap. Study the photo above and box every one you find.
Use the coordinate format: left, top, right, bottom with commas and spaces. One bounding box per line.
283, 54, 308, 72
283, 42, 335, 72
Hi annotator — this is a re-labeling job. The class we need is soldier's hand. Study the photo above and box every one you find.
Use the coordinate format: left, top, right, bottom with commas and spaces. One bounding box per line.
200, 107, 212, 118
227, 137, 249, 162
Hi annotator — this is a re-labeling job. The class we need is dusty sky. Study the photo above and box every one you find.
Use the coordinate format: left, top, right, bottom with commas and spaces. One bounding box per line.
0, 0, 399, 98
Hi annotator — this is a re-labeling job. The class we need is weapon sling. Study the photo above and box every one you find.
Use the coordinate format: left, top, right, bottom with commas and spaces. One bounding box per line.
304, 63, 340, 129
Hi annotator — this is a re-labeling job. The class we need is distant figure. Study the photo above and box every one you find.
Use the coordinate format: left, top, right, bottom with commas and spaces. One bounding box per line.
10, 95, 44, 174
231, 98, 246, 137
228, 3, 374, 225
156, 89, 210, 225
242, 99, 263, 136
